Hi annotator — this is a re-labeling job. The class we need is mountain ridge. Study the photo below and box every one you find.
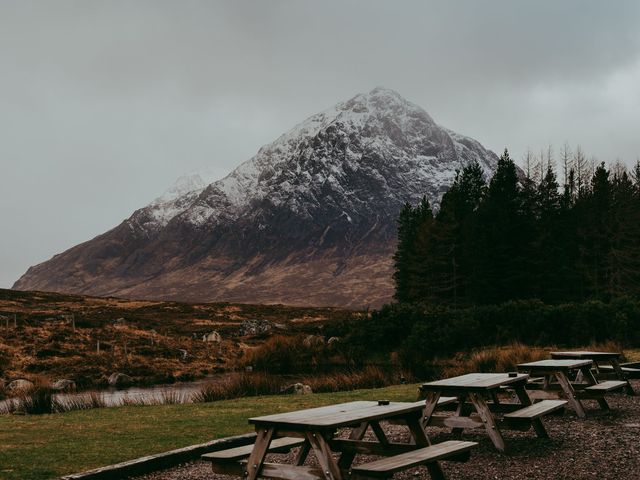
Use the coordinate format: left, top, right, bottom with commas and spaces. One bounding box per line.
14, 87, 499, 308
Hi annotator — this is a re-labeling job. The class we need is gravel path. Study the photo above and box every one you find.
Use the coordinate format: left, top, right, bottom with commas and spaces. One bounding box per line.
134, 381, 640, 480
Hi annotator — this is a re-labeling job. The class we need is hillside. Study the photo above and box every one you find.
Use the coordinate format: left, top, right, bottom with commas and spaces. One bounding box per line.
0, 289, 360, 389
13, 88, 498, 308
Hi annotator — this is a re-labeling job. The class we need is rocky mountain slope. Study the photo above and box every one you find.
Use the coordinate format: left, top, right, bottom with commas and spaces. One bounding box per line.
13, 88, 499, 308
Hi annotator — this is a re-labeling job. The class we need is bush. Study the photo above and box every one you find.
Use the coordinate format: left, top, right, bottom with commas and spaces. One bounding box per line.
14, 382, 57, 414
343, 298, 640, 371
192, 373, 283, 402
242, 335, 326, 373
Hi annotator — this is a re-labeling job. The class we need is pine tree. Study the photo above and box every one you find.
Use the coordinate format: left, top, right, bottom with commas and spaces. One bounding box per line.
393, 202, 416, 303
475, 149, 531, 303
608, 170, 640, 296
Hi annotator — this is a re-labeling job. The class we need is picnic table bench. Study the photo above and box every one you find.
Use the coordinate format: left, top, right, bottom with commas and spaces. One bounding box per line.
518, 359, 626, 418
203, 400, 477, 480
550, 351, 636, 395
420, 373, 566, 453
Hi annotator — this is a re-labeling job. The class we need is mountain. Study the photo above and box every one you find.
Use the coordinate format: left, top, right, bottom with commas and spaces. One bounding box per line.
13, 87, 499, 308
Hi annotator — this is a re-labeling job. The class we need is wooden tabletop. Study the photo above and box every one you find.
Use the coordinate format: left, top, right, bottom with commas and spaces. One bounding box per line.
518, 359, 592, 371
249, 401, 424, 429
421, 373, 529, 393
551, 351, 621, 360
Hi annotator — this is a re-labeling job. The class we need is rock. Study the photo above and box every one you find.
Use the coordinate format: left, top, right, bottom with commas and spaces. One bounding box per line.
108, 372, 133, 388
202, 331, 222, 343
52, 379, 76, 391
281, 383, 313, 395
327, 336, 341, 347
303, 335, 325, 348
238, 319, 273, 336
7, 379, 34, 392
178, 349, 188, 360
113, 317, 126, 325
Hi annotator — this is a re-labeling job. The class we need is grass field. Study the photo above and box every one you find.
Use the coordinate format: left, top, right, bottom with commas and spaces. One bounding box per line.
0, 383, 419, 480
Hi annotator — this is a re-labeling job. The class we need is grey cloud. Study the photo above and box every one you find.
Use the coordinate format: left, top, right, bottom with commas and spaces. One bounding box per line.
1, 0, 640, 287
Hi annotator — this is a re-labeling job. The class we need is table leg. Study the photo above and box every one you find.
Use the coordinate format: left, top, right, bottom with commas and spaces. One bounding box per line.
306, 431, 343, 480
405, 412, 431, 447
513, 384, 548, 438
405, 413, 446, 480
611, 358, 636, 395
294, 441, 311, 466
451, 393, 469, 438
555, 371, 587, 418
579, 366, 610, 410
369, 421, 389, 446
468, 391, 506, 453
245, 427, 274, 480
421, 391, 442, 430
337, 422, 368, 470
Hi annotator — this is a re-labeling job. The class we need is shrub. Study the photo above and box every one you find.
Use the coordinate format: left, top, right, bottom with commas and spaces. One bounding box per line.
302, 366, 406, 393
242, 335, 326, 373
344, 298, 640, 371
14, 382, 57, 414
442, 343, 549, 377
192, 373, 283, 403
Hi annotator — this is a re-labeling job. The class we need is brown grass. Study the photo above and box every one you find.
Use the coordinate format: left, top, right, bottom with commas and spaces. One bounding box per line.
442, 343, 550, 377
191, 373, 283, 402
302, 366, 408, 393
242, 334, 325, 373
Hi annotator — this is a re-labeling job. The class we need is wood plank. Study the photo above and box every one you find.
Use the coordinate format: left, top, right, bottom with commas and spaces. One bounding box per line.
202, 437, 305, 463
554, 371, 586, 418
551, 351, 621, 360
583, 380, 627, 391
518, 359, 593, 372
350, 441, 476, 478
504, 400, 567, 419
468, 392, 506, 453
421, 373, 529, 393
305, 430, 342, 480
330, 439, 420, 456
250, 401, 424, 429
337, 422, 368, 470
245, 428, 274, 480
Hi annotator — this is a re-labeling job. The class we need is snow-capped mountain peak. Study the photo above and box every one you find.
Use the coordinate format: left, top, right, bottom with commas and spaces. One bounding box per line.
14, 88, 498, 308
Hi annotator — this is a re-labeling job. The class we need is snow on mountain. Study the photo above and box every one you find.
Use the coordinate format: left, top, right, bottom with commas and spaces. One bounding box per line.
13, 87, 499, 308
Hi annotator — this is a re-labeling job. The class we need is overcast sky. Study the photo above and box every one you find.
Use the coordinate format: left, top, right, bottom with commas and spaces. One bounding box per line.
1, 0, 640, 288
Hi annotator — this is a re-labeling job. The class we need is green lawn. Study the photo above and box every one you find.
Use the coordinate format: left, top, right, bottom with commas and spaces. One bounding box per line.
0, 384, 420, 480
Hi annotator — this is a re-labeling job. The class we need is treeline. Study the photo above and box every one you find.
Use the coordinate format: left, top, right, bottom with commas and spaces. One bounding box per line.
394, 148, 640, 306
342, 299, 640, 373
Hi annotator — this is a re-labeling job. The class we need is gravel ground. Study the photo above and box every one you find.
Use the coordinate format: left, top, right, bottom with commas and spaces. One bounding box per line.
134, 381, 640, 480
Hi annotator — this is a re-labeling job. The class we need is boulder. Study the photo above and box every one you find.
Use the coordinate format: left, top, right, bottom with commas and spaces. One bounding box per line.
108, 372, 133, 388
7, 379, 34, 392
238, 319, 273, 336
202, 331, 222, 343
281, 383, 313, 395
178, 349, 188, 360
327, 336, 341, 347
52, 379, 76, 391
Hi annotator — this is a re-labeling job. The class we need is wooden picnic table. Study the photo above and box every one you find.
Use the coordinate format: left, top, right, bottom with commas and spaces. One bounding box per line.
550, 351, 635, 395
420, 373, 565, 453
518, 359, 627, 418
207, 400, 476, 480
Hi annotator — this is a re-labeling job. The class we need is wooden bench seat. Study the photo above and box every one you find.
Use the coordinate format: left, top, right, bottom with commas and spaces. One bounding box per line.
597, 365, 640, 378
583, 380, 627, 392
201, 437, 305, 464
504, 400, 567, 420
350, 440, 477, 479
